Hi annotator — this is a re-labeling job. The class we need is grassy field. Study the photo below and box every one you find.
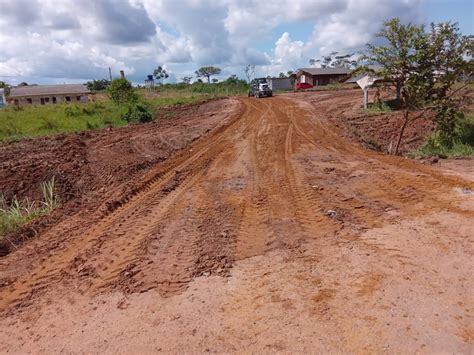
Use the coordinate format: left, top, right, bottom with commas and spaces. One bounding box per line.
0, 90, 216, 141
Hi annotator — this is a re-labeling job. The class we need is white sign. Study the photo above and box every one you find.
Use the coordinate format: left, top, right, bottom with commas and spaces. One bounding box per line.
356, 75, 380, 90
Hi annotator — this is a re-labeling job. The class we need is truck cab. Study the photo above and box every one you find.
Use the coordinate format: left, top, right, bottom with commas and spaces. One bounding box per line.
248, 78, 272, 98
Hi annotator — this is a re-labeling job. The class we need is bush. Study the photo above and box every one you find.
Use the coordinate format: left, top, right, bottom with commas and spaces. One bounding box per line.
39, 116, 60, 131
413, 115, 474, 157
64, 105, 82, 117
122, 103, 153, 123
107, 78, 138, 106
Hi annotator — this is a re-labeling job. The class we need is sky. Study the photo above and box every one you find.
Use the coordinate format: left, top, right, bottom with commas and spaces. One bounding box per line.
0, 0, 472, 85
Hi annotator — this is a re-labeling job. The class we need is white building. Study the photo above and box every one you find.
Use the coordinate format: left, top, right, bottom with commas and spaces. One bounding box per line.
8, 84, 91, 106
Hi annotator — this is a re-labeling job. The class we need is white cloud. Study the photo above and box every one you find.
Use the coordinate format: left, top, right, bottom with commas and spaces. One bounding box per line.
311, 0, 423, 54
0, 0, 424, 84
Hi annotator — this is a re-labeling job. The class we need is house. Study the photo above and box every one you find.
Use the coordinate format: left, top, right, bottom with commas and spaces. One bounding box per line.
8, 84, 91, 106
266, 77, 294, 91
294, 67, 351, 87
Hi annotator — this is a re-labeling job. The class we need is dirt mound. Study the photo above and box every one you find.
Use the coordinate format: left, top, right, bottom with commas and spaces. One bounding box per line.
0, 98, 239, 254
290, 89, 434, 153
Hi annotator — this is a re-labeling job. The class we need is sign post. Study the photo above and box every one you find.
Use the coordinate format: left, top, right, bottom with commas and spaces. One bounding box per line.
356, 75, 380, 110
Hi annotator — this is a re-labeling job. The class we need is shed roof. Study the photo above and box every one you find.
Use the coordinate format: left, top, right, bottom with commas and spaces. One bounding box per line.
268, 77, 292, 81
10, 84, 90, 98
297, 67, 351, 76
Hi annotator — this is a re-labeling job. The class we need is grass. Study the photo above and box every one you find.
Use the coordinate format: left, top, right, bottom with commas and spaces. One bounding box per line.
0, 101, 127, 141
411, 114, 474, 158
0, 90, 215, 141
363, 99, 400, 113
0, 178, 59, 240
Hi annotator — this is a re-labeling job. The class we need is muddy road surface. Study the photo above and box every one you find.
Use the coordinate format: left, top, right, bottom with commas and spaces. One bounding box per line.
0, 93, 473, 353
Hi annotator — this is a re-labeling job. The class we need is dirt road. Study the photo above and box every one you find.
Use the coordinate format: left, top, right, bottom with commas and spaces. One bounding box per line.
0, 94, 473, 353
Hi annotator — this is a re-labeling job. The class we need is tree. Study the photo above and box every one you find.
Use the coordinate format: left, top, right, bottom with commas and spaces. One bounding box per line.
309, 52, 357, 69
225, 75, 241, 84
18, 82, 28, 87
278, 72, 286, 78
107, 77, 138, 106
86, 79, 110, 91
195, 66, 221, 83
362, 18, 473, 154
286, 70, 294, 77
0, 81, 10, 96
153, 65, 169, 84
244, 64, 255, 83
181, 76, 192, 84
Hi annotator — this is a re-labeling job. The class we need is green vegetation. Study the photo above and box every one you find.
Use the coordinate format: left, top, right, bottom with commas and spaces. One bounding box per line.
361, 18, 472, 155
0, 92, 212, 141
155, 75, 249, 96
86, 79, 110, 92
107, 78, 138, 106
195, 66, 222, 84
0, 75, 248, 141
0, 101, 127, 141
363, 99, 400, 113
412, 114, 474, 157
0, 178, 59, 240
122, 103, 153, 123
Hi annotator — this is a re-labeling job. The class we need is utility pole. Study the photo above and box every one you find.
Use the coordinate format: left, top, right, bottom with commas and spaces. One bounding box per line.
109, 67, 112, 81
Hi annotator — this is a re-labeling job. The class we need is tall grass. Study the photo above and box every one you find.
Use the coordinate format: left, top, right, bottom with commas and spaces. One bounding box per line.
0, 101, 127, 141
411, 114, 474, 157
0, 178, 59, 240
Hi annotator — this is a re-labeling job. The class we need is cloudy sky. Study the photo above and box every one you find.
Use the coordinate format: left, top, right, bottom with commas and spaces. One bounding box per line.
0, 0, 472, 85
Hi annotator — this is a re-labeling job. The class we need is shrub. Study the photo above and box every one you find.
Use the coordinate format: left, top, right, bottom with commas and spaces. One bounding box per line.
107, 78, 138, 106
86, 121, 98, 130
39, 116, 60, 131
122, 103, 153, 123
64, 105, 81, 117
81, 106, 95, 115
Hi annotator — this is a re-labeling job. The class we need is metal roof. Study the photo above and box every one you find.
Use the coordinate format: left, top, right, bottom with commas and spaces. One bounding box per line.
297, 67, 351, 76
9, 84, 90, 98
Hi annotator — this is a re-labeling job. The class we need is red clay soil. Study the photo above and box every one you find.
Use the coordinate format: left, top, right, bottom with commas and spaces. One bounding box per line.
293, 88, 434, 153
0, 91, 472, 353
0, 99, 239, 254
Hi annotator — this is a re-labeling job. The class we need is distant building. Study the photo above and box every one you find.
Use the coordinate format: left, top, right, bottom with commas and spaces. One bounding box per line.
0, 88, 6, 107
294, 67, 351, 87
8, 84, 91, 105
266, 77, 294, 91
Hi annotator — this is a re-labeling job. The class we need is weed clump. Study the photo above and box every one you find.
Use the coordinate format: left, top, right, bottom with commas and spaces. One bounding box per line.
122, 103, 153, 123
0, 178, 59, 240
